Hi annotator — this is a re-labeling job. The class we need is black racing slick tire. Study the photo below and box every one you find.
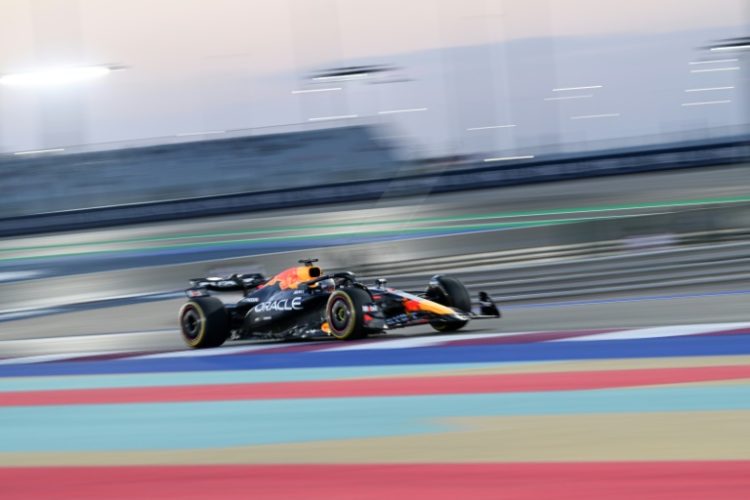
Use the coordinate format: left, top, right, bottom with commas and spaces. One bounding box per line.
326, 288, 371, 340
179, 297, 229, 348
429, 276, 471, 332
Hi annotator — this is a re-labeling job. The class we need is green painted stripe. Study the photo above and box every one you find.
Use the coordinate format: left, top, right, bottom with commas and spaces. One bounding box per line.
2, 195, 749, 254
0, 212, 686, 263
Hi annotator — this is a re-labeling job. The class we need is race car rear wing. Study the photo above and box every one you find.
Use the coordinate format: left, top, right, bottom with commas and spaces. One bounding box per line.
188, 273, 267, 293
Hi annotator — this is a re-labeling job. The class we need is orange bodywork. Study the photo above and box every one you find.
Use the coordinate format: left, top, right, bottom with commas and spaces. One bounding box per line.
262, 266, 321, 290
402, 296, 457, 316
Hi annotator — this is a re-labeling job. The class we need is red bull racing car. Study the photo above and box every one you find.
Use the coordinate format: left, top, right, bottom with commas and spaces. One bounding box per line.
179, 259, 500, 348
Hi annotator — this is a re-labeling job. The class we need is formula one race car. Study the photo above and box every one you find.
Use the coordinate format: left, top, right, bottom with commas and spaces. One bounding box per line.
179, 259, 500, 348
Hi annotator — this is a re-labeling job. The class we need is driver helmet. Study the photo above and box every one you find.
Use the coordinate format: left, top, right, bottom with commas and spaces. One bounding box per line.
314, 278, 336, 292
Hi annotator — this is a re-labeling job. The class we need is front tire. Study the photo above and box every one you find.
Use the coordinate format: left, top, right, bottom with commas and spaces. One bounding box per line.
428, 276, 471, 332
326, 288, 371, 340
179, 297, 229, 348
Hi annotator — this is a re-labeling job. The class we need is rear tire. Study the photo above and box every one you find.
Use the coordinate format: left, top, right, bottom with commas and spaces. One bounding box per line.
429, 276, 471, 332
326, 288, 371, 340
179, 297, 229, 348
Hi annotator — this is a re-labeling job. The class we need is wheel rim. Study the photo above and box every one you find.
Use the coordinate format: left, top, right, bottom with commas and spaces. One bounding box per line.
329, 297, 352, 332
181, 307, 202, 340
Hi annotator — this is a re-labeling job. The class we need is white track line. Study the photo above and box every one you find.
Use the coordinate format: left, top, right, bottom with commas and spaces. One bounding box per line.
3, 323, 748, 364
554, 322, 750, 342
0, 270, 44, 283
119, 332, 545, 358
0, 292, 183, 319
131, 343, 289, 359
308, 331, 543, 352
0, 352, 119, 366
0, 330, 174, 346
0, 308, 63, 322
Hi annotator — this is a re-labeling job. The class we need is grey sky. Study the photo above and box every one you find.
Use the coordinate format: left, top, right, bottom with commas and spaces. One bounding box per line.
0, 0, 747, 155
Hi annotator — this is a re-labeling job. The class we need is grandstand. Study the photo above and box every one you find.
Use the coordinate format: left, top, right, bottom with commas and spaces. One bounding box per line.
0, 125, 400, 216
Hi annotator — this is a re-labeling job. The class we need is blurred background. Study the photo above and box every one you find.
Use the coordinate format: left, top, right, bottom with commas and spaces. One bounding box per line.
0, 0, 748, 217
1, 2, 750, 496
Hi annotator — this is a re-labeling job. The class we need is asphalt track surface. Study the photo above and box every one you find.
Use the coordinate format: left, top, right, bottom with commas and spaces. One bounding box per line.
1, 285, 749, 358
0, 162, 747, 356
1, 165, 749, 498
